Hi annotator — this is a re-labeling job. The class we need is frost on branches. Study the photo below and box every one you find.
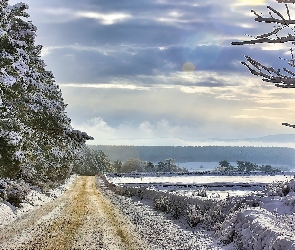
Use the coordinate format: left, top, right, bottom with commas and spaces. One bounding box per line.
0, 0, 93, 192
232, 2, 295, 128
73, 146, 113, 175
232, 4, 295, 87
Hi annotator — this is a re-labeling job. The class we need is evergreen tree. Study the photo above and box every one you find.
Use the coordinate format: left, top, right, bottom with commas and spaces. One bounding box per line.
244, 161, 256, 173
219, 160, 232, 171
113, 159, 122, 172
237, 161, 245, 172
0, 1, 93, 186
146, 161, 154, 172
156, 161, 165, 172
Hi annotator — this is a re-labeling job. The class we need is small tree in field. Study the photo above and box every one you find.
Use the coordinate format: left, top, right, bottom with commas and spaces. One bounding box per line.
120, 158, 145, 173
219, 160, 233, 171
232, 0, 295, 128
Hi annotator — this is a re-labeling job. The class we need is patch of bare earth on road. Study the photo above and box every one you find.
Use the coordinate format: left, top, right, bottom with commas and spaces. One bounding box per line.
0, 176, 146, 250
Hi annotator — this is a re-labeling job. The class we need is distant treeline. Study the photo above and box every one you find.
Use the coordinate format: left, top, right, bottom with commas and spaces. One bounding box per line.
88, 145, 295, 165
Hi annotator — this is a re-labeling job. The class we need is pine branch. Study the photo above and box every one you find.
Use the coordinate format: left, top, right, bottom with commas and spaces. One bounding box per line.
241, 56, 295, 87
232, 4, 295, 128
256, 27, 282, 39
267, 6, 285, 20
232, 34, 295, 45
282, 122, 295, 128
232, 5, 295, 45
283, 67, 295, 76
255, 5, 290, 25
254, 17, 295, 24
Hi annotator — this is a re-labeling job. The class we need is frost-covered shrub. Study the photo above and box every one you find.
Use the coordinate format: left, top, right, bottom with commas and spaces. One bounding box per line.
186, 204, 201, 227
0, 178, 30, 207
101, 174, 295, 248
282, 184, 290, 196
153, 195, 172, 212
288, 179, 295, 192
264, 179, 295, 197
194, 187, 207, 197
152, 193, 189, 219
218, 208, 295, 249
217, 179, 295, 249
99, 174, 248, 228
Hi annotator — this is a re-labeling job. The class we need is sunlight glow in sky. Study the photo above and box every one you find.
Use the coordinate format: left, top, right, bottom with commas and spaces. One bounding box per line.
9, 0, 295, 146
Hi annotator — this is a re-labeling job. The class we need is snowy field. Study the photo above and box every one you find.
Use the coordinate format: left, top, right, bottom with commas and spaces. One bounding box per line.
109, 173, 294, 185
107, 172, 295, 199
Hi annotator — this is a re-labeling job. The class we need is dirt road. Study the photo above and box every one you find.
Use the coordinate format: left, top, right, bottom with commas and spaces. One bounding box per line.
0, 176, 146, 250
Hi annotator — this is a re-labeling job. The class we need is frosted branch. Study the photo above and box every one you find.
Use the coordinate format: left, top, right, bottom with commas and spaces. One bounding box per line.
267, 6, 285, 20
256, 27, 282, 39
241, 56, 295, 87
254, 17, 295, 24
282, 122, 295, 128
251, 10, 262, 18
232, 34, 295, 45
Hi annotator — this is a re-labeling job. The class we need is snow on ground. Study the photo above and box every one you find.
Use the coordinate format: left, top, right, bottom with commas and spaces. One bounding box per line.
108, 173, 294, 199
0, 175, 76, 227
261, 192, 295, 215
217, 187, 295, 248
218, 207, 295, 249
108, 173, 294, 186
98, 177, 230, 250
1, 173, 294, 249
107, 173, 295, 249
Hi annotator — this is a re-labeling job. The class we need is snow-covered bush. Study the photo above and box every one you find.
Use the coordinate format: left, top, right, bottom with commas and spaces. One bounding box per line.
263, 178, 295, 197
99, 174, 253, 228
289, 179, 295, 190
100, 174, 295, 248
153, 194, 187, 219
218, 208, 295, 249
217, 178, 295, 249
0, 178, 30, 207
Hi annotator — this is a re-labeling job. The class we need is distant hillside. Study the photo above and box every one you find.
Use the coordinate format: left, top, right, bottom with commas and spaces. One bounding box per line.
245, 134, 295, 143
212, 134, 295, 143
89, 145, 295, 166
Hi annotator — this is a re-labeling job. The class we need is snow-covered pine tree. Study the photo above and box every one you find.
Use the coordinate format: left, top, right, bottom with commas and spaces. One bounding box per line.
232, 1, 295, 128
0, 1, 93, 186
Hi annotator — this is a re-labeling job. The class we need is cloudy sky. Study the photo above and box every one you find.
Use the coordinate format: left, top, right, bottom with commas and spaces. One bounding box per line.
10, 0, 295, 146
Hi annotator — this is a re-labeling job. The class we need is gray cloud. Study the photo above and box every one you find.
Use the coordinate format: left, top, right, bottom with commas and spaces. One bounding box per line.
43, 43, 289, 88
8, 0, 295, 145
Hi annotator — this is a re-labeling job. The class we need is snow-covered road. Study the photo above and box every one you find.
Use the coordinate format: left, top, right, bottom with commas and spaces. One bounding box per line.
0, 175, 234, 249
0, 176, 146, 250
